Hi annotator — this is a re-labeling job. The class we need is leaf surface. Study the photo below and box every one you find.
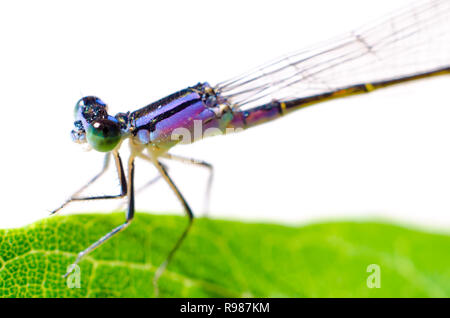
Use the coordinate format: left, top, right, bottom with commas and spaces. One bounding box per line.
1, 213, 450, 297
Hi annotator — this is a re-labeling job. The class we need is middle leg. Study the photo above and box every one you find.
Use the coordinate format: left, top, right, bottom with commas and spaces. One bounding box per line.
137, 153, 194, 294
160, 153, 214, 215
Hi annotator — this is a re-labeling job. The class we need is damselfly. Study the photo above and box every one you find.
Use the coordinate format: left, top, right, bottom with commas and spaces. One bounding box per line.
52, 0, 450, 292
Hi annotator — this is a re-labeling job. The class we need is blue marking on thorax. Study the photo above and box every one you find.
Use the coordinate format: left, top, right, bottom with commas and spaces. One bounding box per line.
134, 92, 200, 129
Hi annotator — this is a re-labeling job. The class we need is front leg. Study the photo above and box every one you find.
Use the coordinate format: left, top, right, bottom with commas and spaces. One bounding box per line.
64, 155, 135, 277
51, 151, 127, 215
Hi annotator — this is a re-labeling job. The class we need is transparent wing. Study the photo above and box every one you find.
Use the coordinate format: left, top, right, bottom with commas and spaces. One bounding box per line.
216, 0, 450, 109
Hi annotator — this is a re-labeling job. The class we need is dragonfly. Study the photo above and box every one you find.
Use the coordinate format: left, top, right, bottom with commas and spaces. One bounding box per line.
52, 0, 450, 293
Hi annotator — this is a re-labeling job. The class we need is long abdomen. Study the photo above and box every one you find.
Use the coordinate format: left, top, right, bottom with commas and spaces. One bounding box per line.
228, 66, 450, 130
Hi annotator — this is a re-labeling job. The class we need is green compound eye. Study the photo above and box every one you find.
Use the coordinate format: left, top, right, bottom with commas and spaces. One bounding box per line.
86, 119, 122, 152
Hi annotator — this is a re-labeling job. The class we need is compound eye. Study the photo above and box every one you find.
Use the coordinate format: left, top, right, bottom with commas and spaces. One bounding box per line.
74, 96, 108, 120
86, 119, 121, 152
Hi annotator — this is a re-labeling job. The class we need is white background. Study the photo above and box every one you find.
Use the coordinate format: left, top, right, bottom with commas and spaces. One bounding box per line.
1, 0, 450, 231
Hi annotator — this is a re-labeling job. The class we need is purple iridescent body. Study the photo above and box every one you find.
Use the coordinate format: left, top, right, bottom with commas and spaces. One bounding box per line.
120, 82, 288, 155
124, 83, 231, 153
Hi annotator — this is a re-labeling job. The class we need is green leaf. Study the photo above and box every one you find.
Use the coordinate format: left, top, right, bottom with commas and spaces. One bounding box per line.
1, 212, 450, 297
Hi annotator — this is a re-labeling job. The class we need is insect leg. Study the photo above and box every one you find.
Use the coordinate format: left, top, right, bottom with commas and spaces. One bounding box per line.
153, 160, 193, 294
161, 153, 214, 215
138, 154, 194, 295
63, 155, 135, 277
114, 164, 168, 211
51, 151, 127, 215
